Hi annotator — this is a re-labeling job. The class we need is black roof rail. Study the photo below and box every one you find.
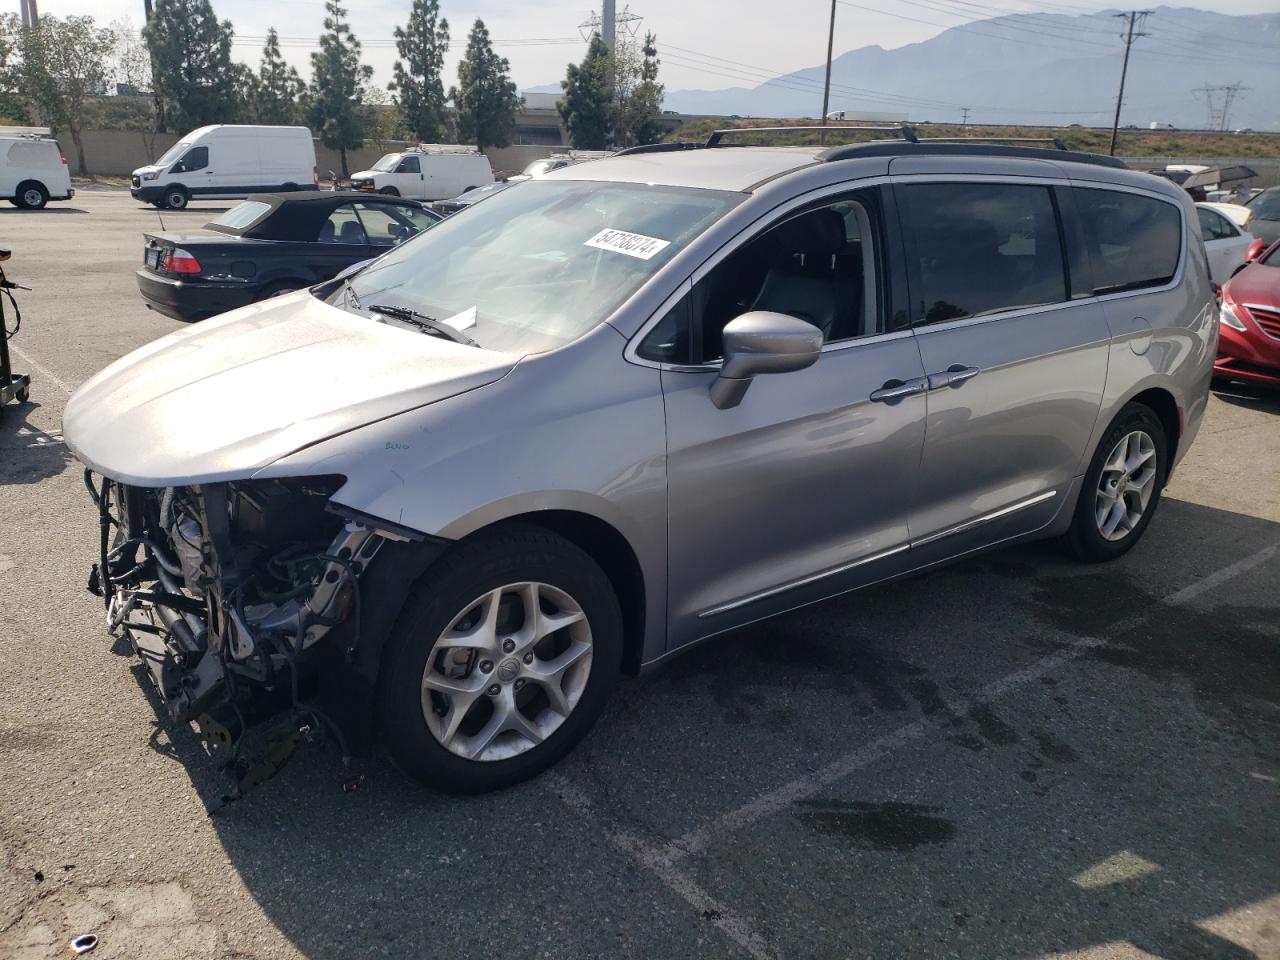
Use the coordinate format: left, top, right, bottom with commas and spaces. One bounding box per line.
705, 124, 918, 147
915, 135, 1068, 150
612, 141, 707, 157
817, 140, 1128, 169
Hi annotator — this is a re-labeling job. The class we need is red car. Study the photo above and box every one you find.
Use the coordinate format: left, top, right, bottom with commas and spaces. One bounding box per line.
1217, 238, 1280, 388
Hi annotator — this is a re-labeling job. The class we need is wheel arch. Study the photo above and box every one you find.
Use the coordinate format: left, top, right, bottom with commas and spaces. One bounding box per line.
1125, 386, 1182, 473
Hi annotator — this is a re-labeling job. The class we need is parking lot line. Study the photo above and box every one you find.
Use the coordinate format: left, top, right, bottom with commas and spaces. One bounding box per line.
664, 539, 1278, 865
553, 539, 1277, 960
9, 341, 75, 396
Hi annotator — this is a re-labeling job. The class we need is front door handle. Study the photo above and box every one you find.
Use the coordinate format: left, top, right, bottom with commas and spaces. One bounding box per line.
928, 365, 981, 390
870, 377, 928, 403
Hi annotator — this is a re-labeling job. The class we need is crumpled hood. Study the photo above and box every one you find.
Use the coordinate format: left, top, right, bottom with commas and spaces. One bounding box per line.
63, 294, 515, 487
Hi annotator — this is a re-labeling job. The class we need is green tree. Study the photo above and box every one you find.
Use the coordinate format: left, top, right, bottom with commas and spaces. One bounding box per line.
615, 32, 663, 148
307, 0, 372, 176
390, 0, 449, 142
364, 85, 408, 148
0, 14, 28, 124
144, 0, 239, 132
451, 19, 521, 153
22, 15, 114, 175
558, 34, 612, 150
253, 28, 305, 125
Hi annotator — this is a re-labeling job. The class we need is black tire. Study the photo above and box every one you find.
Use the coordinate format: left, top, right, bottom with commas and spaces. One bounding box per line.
378, 523, 623, 792
15, 385, 29, 403
281, 182, 299, 192
378, 186, 400, 196
161, 185, 189, 210
1064, 402, 1168, 563
257, 281, 302, 301
7, 199, 18, 206
463, 185, 477, 193
14, 181, 48, 210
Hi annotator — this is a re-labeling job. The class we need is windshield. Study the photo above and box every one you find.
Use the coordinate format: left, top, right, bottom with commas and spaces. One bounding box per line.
371, 153, 403, 172
342, 179, 741, 355
155, 141, 190, 167
1247, 189, 1280, 219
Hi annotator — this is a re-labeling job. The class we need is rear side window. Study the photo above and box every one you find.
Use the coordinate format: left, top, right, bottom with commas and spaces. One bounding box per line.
901, 183, 1067, 325
1196, 206, 1236, 240
1075, 188, 1181, 295
209, 200, 272, 232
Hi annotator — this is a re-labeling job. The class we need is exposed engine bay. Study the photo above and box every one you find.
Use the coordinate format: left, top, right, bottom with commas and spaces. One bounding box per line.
85, 471, 403, 799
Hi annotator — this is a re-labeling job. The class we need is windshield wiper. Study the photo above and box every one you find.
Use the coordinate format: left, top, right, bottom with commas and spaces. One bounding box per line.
368, 304, 478, 347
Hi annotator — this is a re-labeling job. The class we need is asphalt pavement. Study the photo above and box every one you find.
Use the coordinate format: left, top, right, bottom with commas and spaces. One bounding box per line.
1, 191, 1278, 960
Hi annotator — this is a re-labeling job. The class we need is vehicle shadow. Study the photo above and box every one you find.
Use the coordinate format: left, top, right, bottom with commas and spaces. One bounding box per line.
1212, 380, 1280, 414
135, 205, 231, 215
154, 498, 1280, 960
0, 207, 90, 215
0, 400, 73, 484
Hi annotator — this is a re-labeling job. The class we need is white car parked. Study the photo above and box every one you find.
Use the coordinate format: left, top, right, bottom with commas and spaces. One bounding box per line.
1196, 203, 1256, 284
0, 127, 74, 210
348, 146, 494, 201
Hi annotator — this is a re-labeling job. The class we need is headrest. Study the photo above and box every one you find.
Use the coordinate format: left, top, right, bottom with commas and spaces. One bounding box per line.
770, 209, 847, 259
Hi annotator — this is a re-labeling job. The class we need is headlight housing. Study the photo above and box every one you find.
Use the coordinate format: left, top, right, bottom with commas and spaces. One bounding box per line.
1219, 301, 1248, 331
140, 171, 159, 182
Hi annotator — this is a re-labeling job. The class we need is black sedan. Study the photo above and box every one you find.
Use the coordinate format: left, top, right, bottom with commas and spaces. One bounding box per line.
136, 191, 441, 321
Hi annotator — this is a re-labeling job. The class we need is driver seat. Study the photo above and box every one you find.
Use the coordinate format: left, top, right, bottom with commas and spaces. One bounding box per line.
748, 209, 858, 342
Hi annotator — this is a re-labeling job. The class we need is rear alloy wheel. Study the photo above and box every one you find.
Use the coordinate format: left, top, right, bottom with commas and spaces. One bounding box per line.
15, 182, 47, 210
1065, 402, 1167, 562
162, 186, 189, 210
379, 525, 622, 791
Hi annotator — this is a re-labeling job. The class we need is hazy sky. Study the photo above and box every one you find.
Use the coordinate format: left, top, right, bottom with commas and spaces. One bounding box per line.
30, 0, 1280, 95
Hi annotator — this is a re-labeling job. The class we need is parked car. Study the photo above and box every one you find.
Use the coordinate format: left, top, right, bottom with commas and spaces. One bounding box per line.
507, 151, 614, 182
348, 146, 494, 201
131, 125, 318, 210
1216, 239, 1280, 388
1196, 202, 1255, 283
0, 126, 74, 210
1243, 186, 1280, 246
135, 192, 441, 321
432, 180, 516, 216
65, 137, 1214, 793
1199, 200, 1252, 229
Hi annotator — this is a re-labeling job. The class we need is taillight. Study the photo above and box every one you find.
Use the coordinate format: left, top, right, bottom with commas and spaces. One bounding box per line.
313, 164, 319, 186
161, 248, 201, 274
1213, 282, 1222, 307
59, 151, 67, 165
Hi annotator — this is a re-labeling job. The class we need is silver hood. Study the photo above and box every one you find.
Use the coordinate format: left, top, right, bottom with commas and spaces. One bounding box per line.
63, 294, 515, 486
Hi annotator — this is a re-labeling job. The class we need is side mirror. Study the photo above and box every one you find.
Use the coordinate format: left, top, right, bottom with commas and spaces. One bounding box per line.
1245, 238, 1265, 263
709, 311, 823, 410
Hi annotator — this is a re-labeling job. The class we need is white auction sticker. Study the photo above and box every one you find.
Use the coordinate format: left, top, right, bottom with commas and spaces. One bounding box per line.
584, 228, 671, 261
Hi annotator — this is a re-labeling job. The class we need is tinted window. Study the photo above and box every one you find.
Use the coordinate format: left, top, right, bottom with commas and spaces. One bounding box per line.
1075, 188, 1181, 294
902, 183, 1067, 325
638, 292, 691, 363
320, 205, 368, 244
175, 146, 208, 172
1246, 188, 1280, 219
1196, 206, 1235, 240
397, 156, 420, 174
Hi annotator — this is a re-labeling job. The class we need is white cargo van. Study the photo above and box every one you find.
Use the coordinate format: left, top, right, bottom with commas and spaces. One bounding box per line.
131, 125, 318, 210
348, 145, 493, 201
0, 128, 74, 210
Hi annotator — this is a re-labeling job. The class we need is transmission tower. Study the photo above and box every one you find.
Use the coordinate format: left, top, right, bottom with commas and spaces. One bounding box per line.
1194, 82, 1249, 132
578, 2, 643, 52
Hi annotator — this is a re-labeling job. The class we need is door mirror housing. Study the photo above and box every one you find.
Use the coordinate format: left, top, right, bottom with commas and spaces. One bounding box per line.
709, 311, 823, 410
1245, 237, 1265, 263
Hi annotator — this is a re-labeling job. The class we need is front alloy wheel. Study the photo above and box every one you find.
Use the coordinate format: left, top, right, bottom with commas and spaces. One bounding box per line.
423, 582, 593, 761
379, 524, 622, 791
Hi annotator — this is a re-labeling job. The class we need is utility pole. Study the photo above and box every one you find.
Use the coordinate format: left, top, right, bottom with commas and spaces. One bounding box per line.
960, 106, 971, 127
602, 0, 616, 53
820, 0, 836, 144
1108, 10, 1151, 156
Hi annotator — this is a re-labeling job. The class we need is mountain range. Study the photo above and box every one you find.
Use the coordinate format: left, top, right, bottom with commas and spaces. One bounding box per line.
531, 6, 1279, 130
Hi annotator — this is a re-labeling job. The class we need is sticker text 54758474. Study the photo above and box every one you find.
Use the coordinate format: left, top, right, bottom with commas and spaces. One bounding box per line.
584, 228, 671, 261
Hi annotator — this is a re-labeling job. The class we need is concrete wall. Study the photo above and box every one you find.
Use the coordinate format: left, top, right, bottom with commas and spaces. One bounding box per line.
72, 129, 565, 182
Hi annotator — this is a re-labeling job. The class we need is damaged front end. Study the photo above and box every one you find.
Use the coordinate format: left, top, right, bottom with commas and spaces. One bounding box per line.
85, 471, 408, 798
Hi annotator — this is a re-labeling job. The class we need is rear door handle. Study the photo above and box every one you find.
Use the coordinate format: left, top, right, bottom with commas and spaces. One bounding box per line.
928, 365, 981, 390
870, 377, 928, 403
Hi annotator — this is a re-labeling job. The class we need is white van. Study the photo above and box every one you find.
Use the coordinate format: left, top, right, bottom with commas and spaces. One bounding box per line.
131, 125, 318, 210
0, 128, 74, 210
348, 145, 493, 201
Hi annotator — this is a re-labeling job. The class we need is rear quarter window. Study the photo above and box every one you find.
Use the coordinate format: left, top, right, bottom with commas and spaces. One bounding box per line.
1075, 188, 1182, 295
5, 140, 53, 166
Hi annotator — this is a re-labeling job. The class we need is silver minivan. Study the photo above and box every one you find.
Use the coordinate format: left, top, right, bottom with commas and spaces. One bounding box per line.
65, 134, 1217, 792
